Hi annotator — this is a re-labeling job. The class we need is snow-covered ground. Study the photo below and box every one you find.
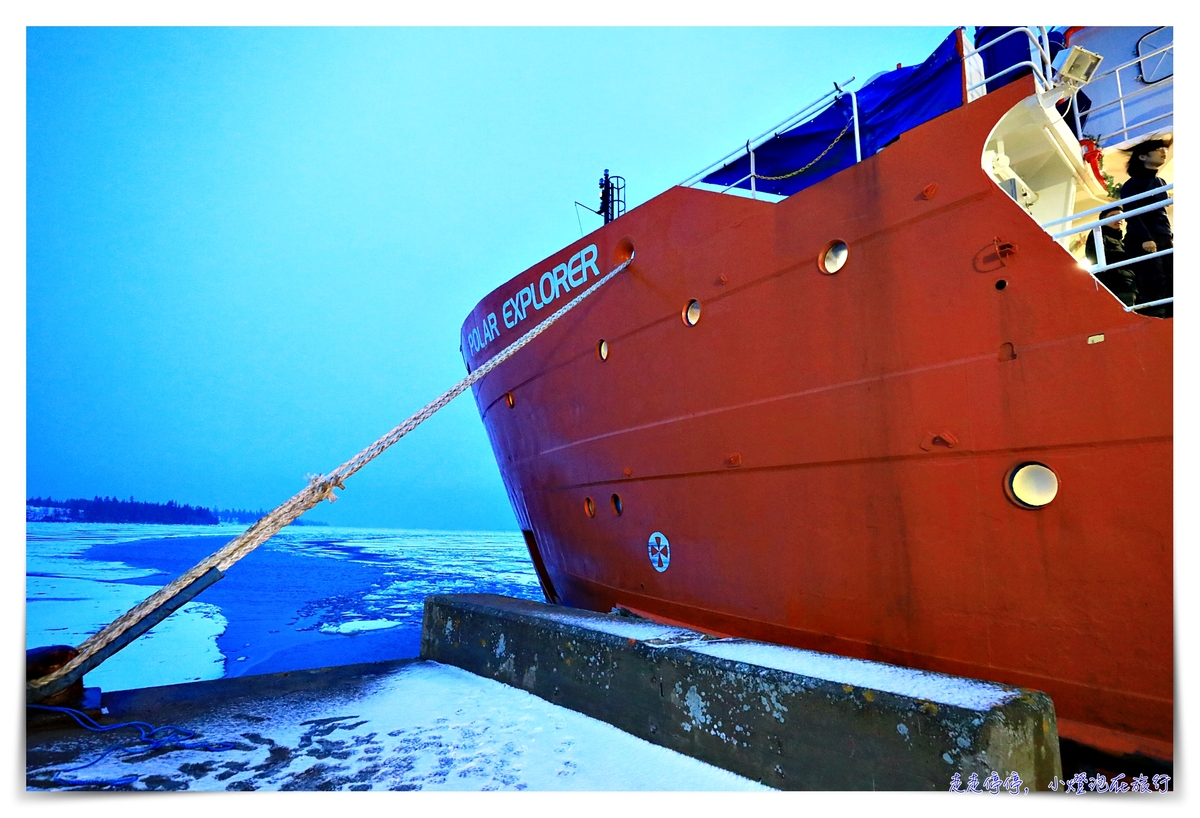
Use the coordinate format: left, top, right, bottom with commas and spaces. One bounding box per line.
28, 662, 772, 791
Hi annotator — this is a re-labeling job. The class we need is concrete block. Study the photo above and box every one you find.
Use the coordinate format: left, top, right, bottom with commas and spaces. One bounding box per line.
421, 593, 1062, 791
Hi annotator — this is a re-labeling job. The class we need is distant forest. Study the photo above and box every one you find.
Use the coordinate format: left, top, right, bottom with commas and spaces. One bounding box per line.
26, 496, 328, 526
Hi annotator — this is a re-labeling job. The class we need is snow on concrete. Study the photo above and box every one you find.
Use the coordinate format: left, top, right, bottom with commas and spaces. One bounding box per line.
531, 609, 704, 643
28, 662, 772, 792
690, 640, 1018, 711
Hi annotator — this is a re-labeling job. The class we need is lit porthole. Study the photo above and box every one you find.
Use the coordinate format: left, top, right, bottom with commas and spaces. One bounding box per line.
683, 300, 702, 326
584, 497, 596, 518
597, 339, 609, 361
1006, 463, 1059, 509
504, 391, 515, 409
611, 493, 624, 516
820, 240, 849, 274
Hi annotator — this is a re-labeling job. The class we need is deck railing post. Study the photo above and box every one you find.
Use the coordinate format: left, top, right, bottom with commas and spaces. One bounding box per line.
1037, 26, 1053, 87
849, 91, 862, 162
749, 141, 757, 199
1115, 69, 1127, 141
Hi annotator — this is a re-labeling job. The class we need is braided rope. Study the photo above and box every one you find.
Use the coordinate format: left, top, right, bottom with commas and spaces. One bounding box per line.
751, 118, 852, 181
26, 703, 234, 789
27, 252, 635, 702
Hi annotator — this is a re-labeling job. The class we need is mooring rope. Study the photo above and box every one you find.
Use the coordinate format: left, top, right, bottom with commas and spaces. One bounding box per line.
26, 703, 235, 789
26, 251, 635, 703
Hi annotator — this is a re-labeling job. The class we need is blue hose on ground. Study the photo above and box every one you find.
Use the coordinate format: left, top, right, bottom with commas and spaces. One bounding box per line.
26, 703, 235, 789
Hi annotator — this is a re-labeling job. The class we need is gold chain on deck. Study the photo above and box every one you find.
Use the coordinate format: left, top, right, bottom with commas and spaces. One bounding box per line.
27, 252, 635, 703
751, 118, 853, 181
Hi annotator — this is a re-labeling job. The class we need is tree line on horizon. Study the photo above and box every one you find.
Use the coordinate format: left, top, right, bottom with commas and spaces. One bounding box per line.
26, 496, 328, 526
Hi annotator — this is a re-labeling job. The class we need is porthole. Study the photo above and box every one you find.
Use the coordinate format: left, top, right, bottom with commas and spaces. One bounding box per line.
1006, 462, 1059, 509
597, 339, 609, 361
683, 300, 702, 326
611, 493, 624, 516
995, 279, 1008, 290
820, 240, 849, 274
584, 497, 596, 518
504, 391, 515, 409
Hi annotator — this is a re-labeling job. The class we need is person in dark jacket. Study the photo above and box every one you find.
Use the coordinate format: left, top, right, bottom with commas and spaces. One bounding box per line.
1085, 206, 1137, 307
1120, 137, 1172, 317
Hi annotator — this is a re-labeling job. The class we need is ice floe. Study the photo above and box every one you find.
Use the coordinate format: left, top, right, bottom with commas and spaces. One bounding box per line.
319, 619, 400, 635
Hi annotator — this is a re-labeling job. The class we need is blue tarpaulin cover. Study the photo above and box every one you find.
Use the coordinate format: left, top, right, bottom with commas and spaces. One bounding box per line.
974, 27, 1064, 94
700, 29, 966, 197
974, 26, 1033, 94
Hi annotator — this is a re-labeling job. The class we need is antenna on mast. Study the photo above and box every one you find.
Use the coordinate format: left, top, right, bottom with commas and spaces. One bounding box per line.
575, 169, 626, 226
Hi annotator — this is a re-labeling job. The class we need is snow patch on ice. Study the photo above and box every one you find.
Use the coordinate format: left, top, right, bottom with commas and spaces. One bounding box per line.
691, 641, 1018, 711
26, 574, 226, 691
319, 619, 399, 635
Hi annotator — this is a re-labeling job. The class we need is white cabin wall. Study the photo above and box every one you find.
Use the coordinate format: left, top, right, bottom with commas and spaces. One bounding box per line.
1068, 26, 1172, 148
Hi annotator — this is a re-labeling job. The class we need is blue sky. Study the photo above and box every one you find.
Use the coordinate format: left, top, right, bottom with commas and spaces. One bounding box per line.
26, 26, 978, 530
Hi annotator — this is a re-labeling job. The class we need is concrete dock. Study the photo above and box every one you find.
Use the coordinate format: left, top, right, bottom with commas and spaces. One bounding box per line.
28, 593, 1062, 791
422, 594, 1061, 790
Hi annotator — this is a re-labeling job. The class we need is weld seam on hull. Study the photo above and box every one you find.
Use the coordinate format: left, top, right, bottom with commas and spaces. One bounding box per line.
534, 434, 1173, 491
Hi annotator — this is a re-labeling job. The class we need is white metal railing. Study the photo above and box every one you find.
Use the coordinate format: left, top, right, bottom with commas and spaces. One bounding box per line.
680, 79, 859, 201
1068, 40, 1173, 147
963, 26, 1055, 95
679, 81, 852, 189
1102, 112, 1173, 144
1043, 187, 1173, 312
968, 60, 1052, 96
682, 27, 1058, 199
848, 88, 862, 161
1040, 183, 1173, 231
1126, 296, 1174, 313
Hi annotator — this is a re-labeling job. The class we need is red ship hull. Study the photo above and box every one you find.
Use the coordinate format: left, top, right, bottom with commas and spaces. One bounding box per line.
461, 78, 1173, 761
